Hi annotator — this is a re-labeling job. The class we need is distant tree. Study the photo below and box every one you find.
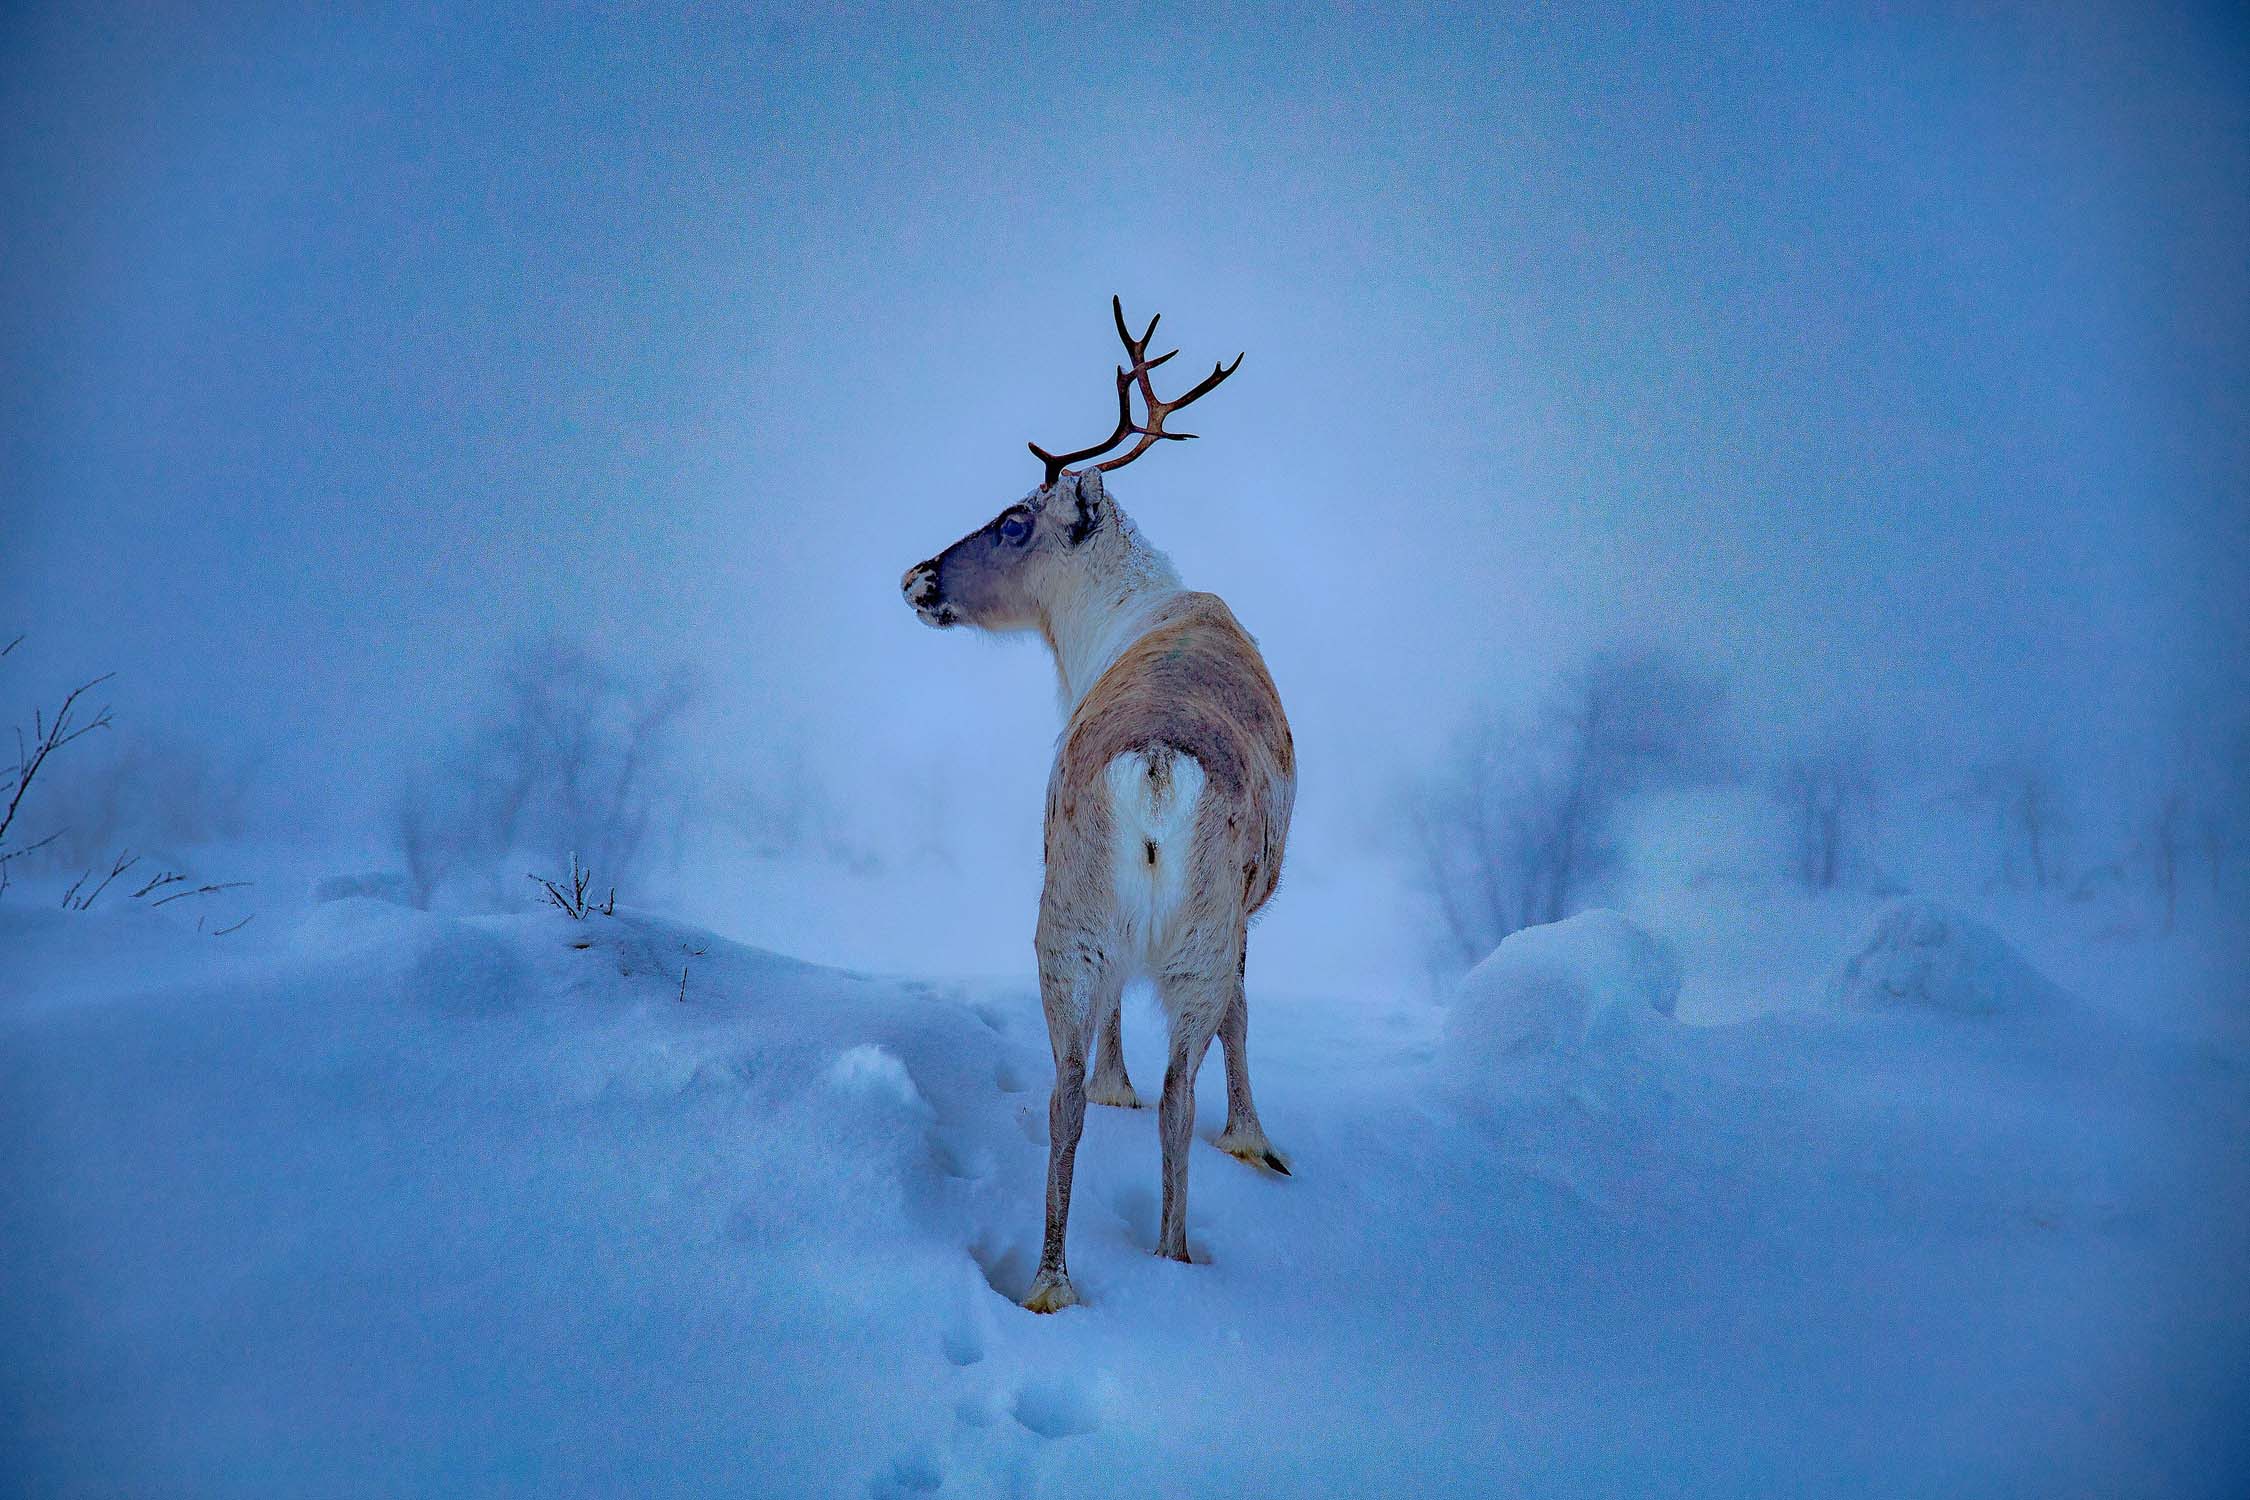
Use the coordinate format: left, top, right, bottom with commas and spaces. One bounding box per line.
26, 728, 254, 868
1776, 737, 1882, 891
392, 637, 696, 909
2198, 723, 2250, 893
1966, 757, 2068, 892
2131, 722, 2250, 930
2144, 788, 2189, 933
1408, 647, 1726, 966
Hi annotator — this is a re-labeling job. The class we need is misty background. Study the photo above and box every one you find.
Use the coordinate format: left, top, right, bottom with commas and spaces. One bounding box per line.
4, 2, 2245, 989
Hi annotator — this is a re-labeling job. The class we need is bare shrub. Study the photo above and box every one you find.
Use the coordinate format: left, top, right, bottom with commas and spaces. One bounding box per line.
1, 636, 114, 899
1408, 647, 1727, 967
528, 852, 614, 919
392, 637, 696, 909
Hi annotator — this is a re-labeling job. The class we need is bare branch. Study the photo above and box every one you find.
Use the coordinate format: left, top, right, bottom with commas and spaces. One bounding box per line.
529, 851, 611, 919
0, 829, 62, 866
62, 850, 138, 911
148, 879, 252, 908
2, 671, 117, 855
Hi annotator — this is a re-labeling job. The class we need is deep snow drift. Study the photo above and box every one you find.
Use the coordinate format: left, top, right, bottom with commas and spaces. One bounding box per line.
3, 890, 2246, 1497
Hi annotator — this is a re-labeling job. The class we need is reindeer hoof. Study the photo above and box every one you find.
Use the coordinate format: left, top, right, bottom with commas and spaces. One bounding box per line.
1022, 1271, 1080, 1314
1217, 1130, 1291, 1176
1087, 1077, 1143, 1109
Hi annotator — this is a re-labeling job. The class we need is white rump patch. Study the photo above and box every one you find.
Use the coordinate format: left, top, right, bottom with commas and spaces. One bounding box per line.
1104, 749, 1206, 959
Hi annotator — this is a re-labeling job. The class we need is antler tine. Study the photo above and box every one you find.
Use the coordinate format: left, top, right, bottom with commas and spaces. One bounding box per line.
1028, 297, 1241, 484
1093, 348, 1245, 473
1113, 296, 1161, 364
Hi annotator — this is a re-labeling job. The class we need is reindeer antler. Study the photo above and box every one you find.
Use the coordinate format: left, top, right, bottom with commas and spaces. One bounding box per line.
1027, 297, 1244, 486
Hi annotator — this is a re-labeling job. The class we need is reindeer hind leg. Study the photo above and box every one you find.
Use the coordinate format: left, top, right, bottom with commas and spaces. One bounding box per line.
1086, 984, 1141, 1109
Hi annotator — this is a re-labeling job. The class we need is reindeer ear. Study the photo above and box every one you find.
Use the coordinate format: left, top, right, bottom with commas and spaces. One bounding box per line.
1062, 469, 1104, 546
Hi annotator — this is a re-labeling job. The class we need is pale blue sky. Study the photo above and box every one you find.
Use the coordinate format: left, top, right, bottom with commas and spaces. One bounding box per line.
4, 2, 2243, 836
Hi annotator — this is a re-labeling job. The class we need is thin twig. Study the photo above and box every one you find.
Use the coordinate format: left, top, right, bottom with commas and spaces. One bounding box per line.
73, 851, 139, 910
149, 879, 252, 908
0, 829, 61, 866
528, 851, 611, 919
2, 672, 116, 851
211, 912, 255, 936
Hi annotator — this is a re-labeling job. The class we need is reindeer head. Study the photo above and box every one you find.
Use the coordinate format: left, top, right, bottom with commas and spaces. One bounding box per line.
901, 297, 1241, 633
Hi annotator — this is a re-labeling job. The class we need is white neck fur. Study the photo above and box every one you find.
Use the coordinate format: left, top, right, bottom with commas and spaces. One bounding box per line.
1039, 507, 1182, 713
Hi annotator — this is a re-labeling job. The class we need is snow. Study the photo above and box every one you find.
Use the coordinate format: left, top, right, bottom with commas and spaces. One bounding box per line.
1826, 897, 2064, 1015
4, 885, 2247, 1497
1445, 908, 1682, 1068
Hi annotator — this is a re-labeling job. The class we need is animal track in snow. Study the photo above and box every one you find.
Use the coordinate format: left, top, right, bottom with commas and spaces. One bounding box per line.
940, 1321, 985, 1367
868, 1447, 944, 1496
925, 1134, 991, 1182
968, 1234, 1034, 1304
1011, 1375, 1102, 1439
1107, 1183, 1158, 1250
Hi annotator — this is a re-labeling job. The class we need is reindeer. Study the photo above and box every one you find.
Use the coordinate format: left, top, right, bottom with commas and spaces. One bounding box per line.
901, 299, 1295, 1312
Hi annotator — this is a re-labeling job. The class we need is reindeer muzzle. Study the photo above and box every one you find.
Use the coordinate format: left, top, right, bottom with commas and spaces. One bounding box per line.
901, 560, 956, 628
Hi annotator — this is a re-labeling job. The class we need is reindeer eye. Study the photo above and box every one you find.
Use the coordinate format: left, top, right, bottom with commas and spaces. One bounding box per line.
999, 511, 1033, 546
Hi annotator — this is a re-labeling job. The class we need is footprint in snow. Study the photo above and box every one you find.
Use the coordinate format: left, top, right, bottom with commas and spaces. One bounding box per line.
1011, 1375, 1103, 1440
867, 1447, 944, 1497
1106, 1183, 1158, 1251
968, 1234, 1035, 1304
940, 1321, 985, 1367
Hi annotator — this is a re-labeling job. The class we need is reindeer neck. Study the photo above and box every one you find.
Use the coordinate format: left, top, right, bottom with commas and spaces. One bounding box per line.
1038, 519, 1182, 713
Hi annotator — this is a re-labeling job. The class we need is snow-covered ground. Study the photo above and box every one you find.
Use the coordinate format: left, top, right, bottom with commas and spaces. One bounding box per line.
5, 873, 2245, 1497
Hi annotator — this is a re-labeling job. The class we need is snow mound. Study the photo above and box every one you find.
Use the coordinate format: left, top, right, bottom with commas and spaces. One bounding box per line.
1825, 897, 2062, 1015
825, 1042, 930, 1113
1445, 909, 1682, 1069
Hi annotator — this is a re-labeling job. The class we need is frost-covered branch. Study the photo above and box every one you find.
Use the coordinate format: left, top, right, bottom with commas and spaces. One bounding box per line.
529, 852, 614, 919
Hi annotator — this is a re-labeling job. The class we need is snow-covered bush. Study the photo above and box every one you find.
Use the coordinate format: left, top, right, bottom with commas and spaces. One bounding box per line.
1444, 909, 1682, 1071
1824, 897, 2062, 1015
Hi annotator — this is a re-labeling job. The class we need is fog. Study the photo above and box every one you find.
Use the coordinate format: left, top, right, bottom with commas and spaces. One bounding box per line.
4, 3, 2244, 977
